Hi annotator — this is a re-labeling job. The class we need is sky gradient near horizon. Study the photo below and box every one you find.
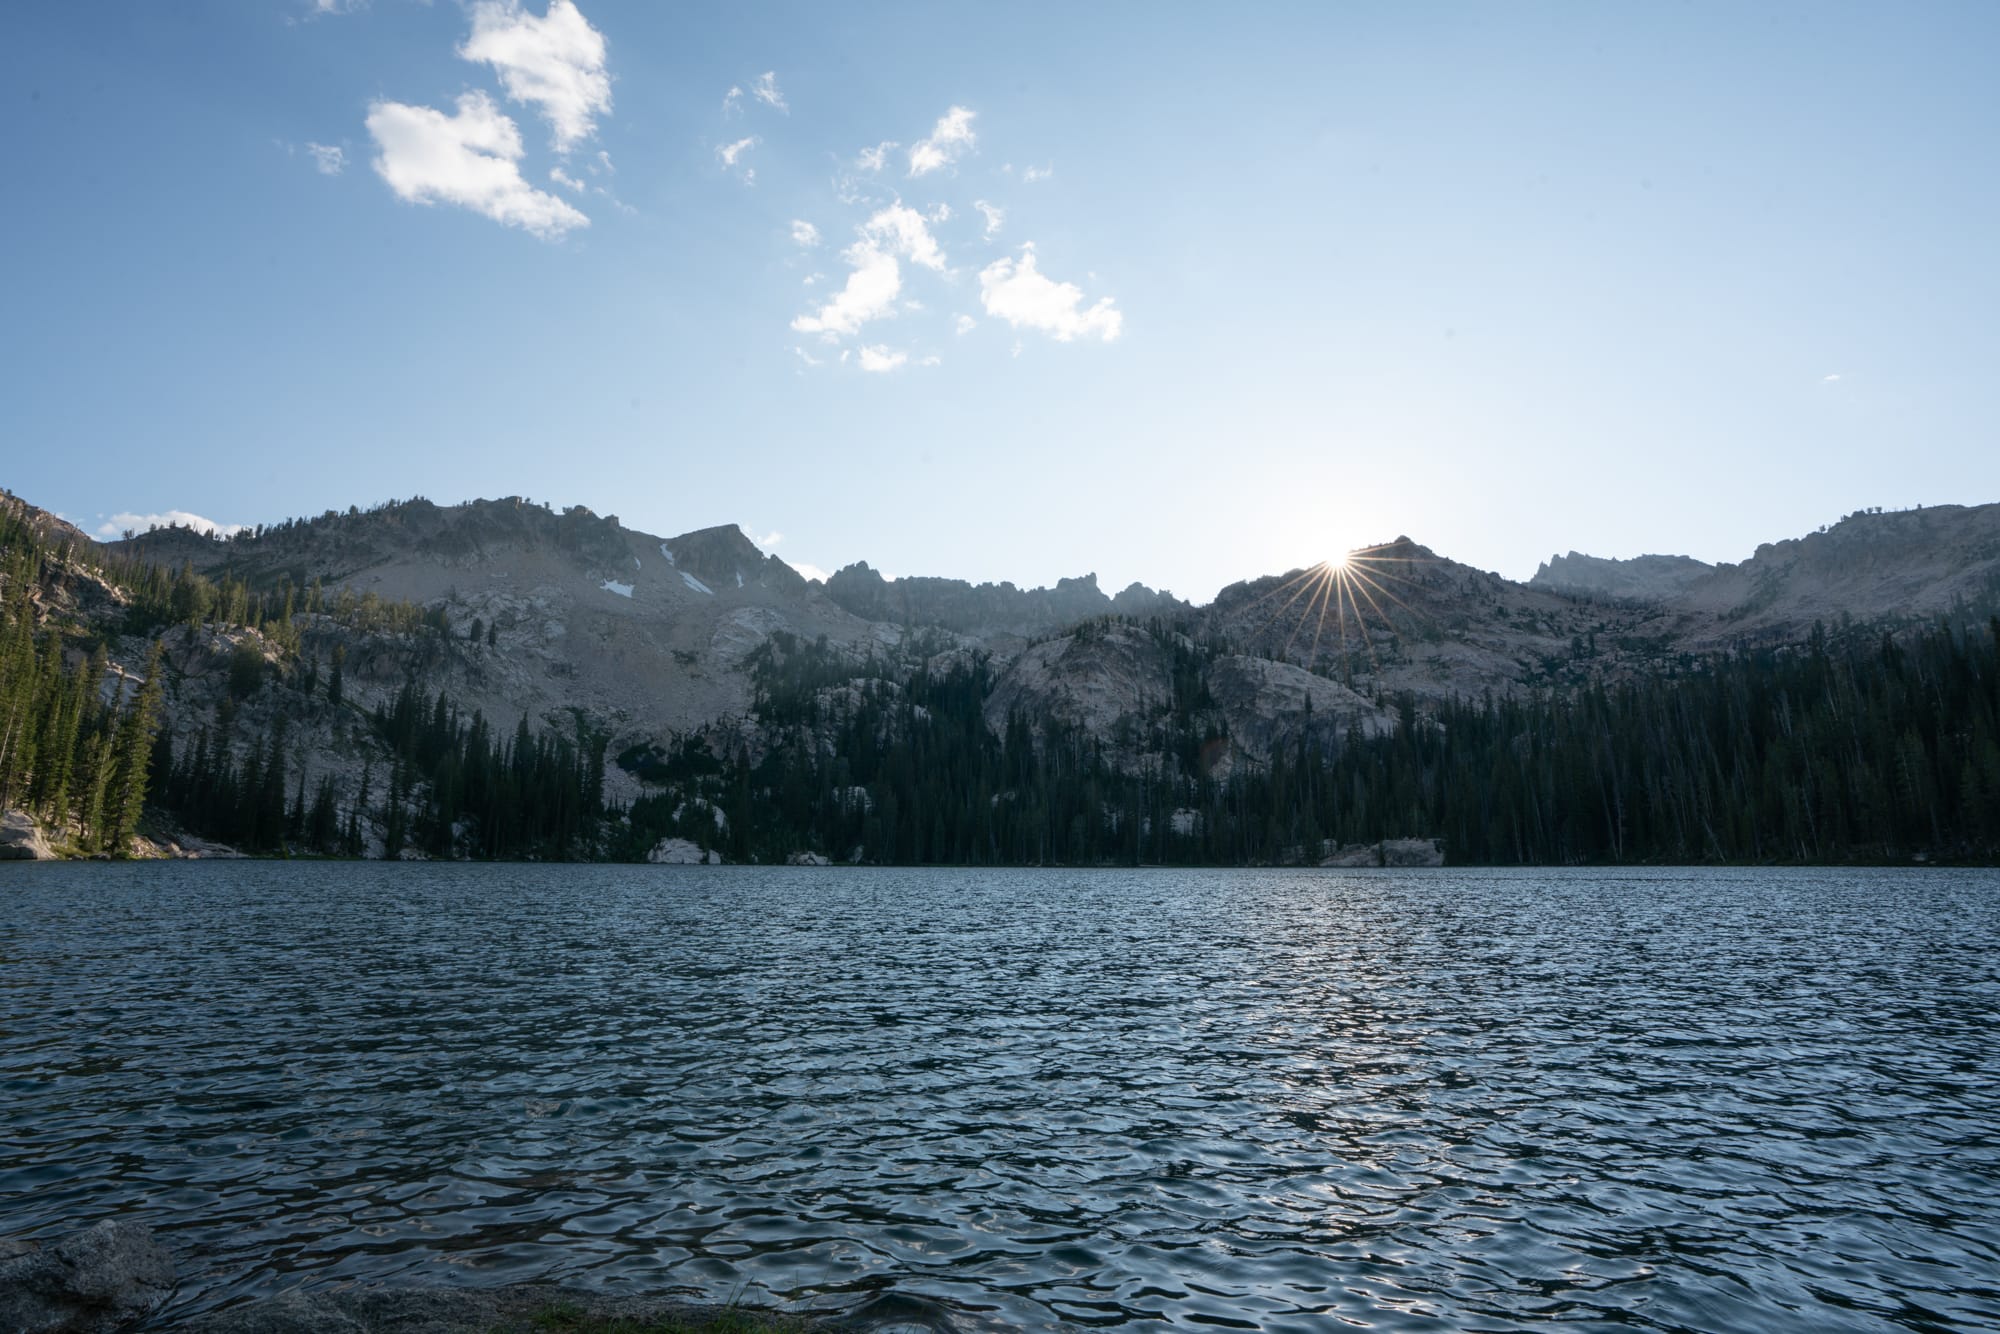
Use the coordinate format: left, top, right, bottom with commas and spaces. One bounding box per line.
4, 2, 1997, 601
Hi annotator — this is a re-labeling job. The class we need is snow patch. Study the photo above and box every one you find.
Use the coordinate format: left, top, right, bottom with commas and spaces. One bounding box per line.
600, 580, 634, 598
681, 571, 714, 596
660, 544, 676, 565
735, 571, 745, 589
634, 555, 642, 570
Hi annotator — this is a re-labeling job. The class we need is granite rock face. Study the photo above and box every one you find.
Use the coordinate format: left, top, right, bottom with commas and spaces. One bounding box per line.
1530, 551, 1714, 601
0, 809, 55, 860
0, 1221, 176, 1334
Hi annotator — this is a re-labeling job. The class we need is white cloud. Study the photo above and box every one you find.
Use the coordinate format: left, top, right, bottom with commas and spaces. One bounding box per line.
856, 141, 895, 173
955, 313, 976, 335
752, 71, 787, 112
918, 354, 941, 367
792, 242, 900, 336
862, 202, 945, 271
908, 106, 975, 177
1022, 162, 1053, 183
802, 272, 823, 286
928, 202, 952, 223
978, 244, 1122, 342
792, 346, 822, 367
550, 165, 585, 191
790, 219, 820, 247
974, 199, 1003, 238
858, 345, 908, 372
1822, 373, 1842, 383
367, 92, 589, 238
753, 529, 784, 548
718, 135, 758, 167
903, 299, 925, 312
459, 0, 612, 153
305, 142, 346, 175
722, 85, 743, 114
789, 202, 954, 339
790, 560, 831, 583
97, 510, 248, 541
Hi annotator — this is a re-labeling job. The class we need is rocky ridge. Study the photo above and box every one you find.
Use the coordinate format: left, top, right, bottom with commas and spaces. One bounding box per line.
8, 487, 1998, 862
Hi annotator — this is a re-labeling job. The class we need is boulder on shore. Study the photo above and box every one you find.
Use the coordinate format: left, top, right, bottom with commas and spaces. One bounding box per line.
647, 837, 722, 865
1318, 837, 1445, 868
0, 810, 56, 860
0, 1220, 176, 1333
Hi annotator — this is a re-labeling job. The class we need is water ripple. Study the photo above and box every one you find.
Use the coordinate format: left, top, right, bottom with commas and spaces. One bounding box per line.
2, 864, 1997, 1331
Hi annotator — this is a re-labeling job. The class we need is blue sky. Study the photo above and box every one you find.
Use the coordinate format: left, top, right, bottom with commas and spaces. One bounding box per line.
4, 2, 1997, 599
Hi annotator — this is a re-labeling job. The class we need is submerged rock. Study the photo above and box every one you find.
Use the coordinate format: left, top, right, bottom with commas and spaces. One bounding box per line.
0, 809, 56, 860
176, 1285, 813, 1333
0, 1220, 176, 1333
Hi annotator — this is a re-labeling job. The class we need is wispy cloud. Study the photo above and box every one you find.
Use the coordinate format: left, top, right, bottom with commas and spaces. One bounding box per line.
305, 142, 346, 175
717, 135, 759, 183
721, 85, 743, 115
459, 0, 612, 153
856, 141, 895, 173
1822, 373, 1842, 383
1022, 162, 1053, 183
974, 199, 1003, 238
752, 71, 787, 112
908, 106, 975, 177
97, 510, 248, 541
550, 164, 585, 191
790, 219, 820, 247
858, 345, 909, 373
955, 313, 976, 335
862, 202, 946, 271
978, 243, 1122, 342
368, 92, 589, 238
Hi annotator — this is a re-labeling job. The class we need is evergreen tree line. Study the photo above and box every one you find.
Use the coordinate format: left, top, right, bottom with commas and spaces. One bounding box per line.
659, 618, 2000, 866
0, 515, 165, 852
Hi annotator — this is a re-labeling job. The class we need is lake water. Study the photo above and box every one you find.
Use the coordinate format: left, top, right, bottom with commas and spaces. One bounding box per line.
2, 864, 1997, 1332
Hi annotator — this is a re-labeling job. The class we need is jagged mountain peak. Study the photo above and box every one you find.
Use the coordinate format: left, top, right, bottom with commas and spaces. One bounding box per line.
1529, 550, 1715, 602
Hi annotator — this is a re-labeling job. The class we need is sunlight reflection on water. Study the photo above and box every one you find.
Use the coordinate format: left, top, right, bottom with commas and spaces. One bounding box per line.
2, 863, 1997, 1331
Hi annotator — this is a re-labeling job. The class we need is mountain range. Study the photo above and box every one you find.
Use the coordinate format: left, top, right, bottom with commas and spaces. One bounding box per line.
4, 485, 1998, 864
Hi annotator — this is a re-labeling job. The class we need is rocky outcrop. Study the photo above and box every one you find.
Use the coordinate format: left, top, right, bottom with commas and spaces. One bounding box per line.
1205, 655, 1390, 763
0, 1221, 176, 1333
0, 810, 56, 860
1530, 551, 1714, 601
647, 837, 723, 865
824, 563, 1185, 639
1320, 837, 1445, 868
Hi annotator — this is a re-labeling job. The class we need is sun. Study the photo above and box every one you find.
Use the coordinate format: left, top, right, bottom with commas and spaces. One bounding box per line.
1236, 541, 1432, 675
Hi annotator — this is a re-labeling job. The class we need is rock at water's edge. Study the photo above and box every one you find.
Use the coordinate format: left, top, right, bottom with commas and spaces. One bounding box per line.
1319, 837, 1445, 868
1, 809, 56, 860
647, 837, 722, 864
0, 1221, 176, 1334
